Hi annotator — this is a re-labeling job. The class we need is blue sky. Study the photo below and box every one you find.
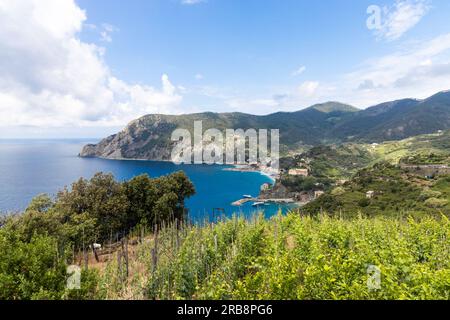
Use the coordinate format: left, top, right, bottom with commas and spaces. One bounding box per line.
77, 0, 450, 109
1, 0, 450, 137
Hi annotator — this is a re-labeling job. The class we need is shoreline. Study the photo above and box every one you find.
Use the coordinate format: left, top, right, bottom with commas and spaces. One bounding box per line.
81, 155, 277, 182
232, 197, 301, 207
222, 164, 278, 183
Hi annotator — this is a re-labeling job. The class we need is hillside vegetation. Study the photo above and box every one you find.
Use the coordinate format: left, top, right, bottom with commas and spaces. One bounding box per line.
80, 103, 357, 160
331, 91, 450, 142
7, 172, 194, 247
0, 172, 196, 299
281, 130, 450, 182
281, 144, 374, 180
1, 170, 449, 300
371, 130, 450, 164
78, 214, 450, 300
80, 91, 450, 161
302, 162, 450, 218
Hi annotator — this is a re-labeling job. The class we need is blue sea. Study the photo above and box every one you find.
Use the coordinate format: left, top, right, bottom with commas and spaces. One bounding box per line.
0, 139, 292, 221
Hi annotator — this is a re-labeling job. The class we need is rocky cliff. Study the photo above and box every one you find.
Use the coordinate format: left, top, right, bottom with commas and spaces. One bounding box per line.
79, 115, 178, 160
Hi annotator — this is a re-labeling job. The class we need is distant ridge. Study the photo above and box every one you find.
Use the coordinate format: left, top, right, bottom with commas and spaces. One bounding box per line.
80, 91, 450, 160
332, 91, 450, 141
309, 102, 359, 114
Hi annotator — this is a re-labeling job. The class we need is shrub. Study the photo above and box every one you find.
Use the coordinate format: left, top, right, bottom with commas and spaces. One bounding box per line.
419, 189, 442, 201
358, 198, 370, 208
331, 187, 346, 196
0, 231, 67, 300
424, 197, 448, 208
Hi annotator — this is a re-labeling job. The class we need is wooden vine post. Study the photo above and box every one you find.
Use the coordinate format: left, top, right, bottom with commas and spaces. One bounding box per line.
151, 224, 159, 273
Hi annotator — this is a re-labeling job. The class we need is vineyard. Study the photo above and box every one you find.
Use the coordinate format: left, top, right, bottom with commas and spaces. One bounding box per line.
92, 213, 450, 300
1, 172, 449, 300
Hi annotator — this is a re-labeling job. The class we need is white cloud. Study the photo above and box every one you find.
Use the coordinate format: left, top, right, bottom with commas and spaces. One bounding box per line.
83, 22, 118, 43
195, 73, 204, 80
99, 23, 118, 43
297, 81, 320, 97
0, 0, 183, 128
376, 0, 431, 41
214, 33, 450, 113
292, 66, 306, 77
256, 33, 450, 110
181, 0, 207, 5
0, 0, 447, 133
341, 33, 450, 106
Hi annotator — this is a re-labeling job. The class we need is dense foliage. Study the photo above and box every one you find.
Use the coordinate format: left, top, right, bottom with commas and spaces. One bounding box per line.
0, 171, 195, 299
1, 167, 449, 300
6, 171, 195, 248
280, 175, 333, 193
302, 163, 450, 218
401, 153, 450, 166
98, 213, 450, 300
0, 230, 67, 299
280, 130, 450, 191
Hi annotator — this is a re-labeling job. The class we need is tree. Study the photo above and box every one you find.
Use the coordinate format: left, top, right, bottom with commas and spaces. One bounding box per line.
153, 171, 196, 221
123, 172, 195, 228
25, 194, 54, 213
123, 174, 158, 228
55, 173, 128, 242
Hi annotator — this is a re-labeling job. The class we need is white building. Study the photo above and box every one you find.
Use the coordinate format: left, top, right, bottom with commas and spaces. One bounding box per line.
366, 191, 375, 199
288, 168, 309, 177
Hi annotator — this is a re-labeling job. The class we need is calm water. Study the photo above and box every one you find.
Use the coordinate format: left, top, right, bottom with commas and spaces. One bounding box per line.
0, 140, 291, 221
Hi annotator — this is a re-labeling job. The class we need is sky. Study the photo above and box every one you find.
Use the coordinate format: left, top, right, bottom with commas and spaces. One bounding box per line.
1, 0, 450, 138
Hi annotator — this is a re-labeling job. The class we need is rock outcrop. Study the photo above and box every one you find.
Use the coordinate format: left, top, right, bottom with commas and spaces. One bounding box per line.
79, 115, 178, 160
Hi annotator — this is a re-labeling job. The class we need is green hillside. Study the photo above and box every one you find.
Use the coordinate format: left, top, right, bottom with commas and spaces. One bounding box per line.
2, 165, 450, 300
80, 103, 358, 159
279, 130, 450, 184
80, 91, 450, 161
95, 213, 449, 300
333, 91, 450, 142
310, 102, 359, 114
301, 162, 450, 218
2, 210, 449, 300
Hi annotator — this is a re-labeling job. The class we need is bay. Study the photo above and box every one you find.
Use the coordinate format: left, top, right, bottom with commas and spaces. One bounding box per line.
0, 139, 293, 221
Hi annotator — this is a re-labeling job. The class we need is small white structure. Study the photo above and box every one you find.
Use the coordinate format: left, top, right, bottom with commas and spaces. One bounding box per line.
314, 190, 325, 199
288, 168, 309, 177
366, 191, 375, 199
336, 179, 348, 186
260, 183, 271, 191
89, 243, 102, 250
252, 202, 265, 207
66, 265, 81, 290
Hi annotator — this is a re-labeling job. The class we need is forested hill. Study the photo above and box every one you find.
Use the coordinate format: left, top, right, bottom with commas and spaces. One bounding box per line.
80, 91, 450, 161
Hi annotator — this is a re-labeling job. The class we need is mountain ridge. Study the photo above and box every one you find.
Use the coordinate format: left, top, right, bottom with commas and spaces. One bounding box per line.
80, 91, 450, 160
